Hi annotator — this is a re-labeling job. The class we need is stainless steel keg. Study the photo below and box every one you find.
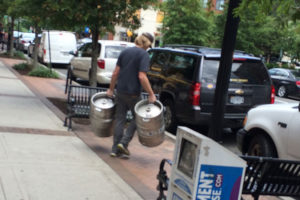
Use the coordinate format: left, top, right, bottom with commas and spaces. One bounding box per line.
90, 92, 115, 137
134, 100, 165, 147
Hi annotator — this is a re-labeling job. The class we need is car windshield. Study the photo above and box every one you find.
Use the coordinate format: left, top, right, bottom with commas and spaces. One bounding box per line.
105, 46, 128, 59
202, 59, 270, 85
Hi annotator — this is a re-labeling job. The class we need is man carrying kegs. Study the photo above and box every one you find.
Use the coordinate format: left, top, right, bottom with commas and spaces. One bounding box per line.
106, 32, 156, 158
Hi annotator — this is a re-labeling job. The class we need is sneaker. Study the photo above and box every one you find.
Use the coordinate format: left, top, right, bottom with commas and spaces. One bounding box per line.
117, 143, 130, 156
110, 152, 118, 157
119, 153, 130, 160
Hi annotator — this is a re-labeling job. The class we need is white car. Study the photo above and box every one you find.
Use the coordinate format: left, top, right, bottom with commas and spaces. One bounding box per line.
237, 102, 300, 160
70, 40, 135, 84
17, 32, 35, 52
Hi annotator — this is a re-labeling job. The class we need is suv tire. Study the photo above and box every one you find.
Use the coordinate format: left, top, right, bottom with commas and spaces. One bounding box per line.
247, 134, 277, 157
163, 99, 177, 134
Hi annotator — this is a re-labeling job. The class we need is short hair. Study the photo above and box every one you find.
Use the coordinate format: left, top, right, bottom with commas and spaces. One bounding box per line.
134, 32, 153, 49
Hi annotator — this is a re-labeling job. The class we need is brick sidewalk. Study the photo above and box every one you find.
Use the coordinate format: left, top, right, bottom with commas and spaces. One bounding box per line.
1, 57, 284, 200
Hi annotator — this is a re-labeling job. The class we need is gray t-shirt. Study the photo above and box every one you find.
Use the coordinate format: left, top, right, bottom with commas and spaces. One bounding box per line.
116, 46, 150, 95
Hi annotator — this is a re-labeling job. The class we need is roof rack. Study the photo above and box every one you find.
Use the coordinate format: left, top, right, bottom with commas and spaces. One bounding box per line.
163, 44, 220, 53
163, 44, 247, 55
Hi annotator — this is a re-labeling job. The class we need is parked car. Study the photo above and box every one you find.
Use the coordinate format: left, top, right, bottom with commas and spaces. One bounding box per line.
13, 31, 21, 48
38, 30, 77, 65
268, 68, 300, 98
147, 45, 275, 133
237, 102, 300, 160
28, 34, 41, 57
77, 37, 92, 49
17, 32, 35, 52
70, 40, 135, 84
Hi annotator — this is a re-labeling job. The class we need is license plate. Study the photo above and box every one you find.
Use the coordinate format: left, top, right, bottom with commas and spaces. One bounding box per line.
230, 96, 244, 104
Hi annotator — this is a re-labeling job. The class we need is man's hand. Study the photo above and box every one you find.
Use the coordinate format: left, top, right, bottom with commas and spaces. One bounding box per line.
148, 93, 157, 103
106, 89, 114, 97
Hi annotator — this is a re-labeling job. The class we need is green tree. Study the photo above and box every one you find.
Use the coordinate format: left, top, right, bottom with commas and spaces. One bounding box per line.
215, 2, 290, 62
44, 0, 157, 86
161, 0, 215, 46
13, 0, 51, 69
0, 0, 19, 56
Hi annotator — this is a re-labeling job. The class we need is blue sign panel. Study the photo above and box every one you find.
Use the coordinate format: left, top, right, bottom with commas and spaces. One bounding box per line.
84, 27, 90, 34
196, 164, 243, 200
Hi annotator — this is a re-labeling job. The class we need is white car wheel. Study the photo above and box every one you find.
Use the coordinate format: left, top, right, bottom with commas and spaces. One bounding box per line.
277, 85, 287, 97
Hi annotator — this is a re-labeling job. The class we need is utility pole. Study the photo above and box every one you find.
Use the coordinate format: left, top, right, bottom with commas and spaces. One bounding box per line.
208, 0, 242, 141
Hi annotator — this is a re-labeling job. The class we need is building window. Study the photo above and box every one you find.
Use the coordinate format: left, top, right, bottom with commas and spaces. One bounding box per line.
216, 0, 225, 10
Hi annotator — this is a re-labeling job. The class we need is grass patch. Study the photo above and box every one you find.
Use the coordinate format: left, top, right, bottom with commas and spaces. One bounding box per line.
13, 50, 26, 60
28, 66, 59, 79
13, 63, 29, 71
13, 63, 59, 78
0, 50, 26, 60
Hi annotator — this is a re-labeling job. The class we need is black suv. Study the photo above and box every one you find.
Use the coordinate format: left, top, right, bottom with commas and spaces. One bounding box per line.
147, 45, 275, 133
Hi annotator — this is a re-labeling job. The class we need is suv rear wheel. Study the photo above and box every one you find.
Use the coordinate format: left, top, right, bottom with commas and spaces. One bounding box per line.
163, 99, 177, 134
247, 134, 277, 157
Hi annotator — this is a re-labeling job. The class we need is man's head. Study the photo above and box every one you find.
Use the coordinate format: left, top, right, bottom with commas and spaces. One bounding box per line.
134, 32, 154, 50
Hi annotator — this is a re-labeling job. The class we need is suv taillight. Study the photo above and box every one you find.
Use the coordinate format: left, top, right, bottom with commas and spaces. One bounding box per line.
189, 82, 201, 106
97, 59, 105, 69
43, 49, 46, 55
271, 85, 275, 104
296, 81, 300, 86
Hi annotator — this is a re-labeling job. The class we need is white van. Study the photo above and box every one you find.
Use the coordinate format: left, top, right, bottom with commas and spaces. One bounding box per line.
38, 31, 77, 64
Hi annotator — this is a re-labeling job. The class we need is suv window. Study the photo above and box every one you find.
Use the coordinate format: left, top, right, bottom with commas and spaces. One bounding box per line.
167, 53, 197, 80
150, 51, 169, 72
78, 42, 101, 57
202, 59, 270, 85
79, 43, 93, 57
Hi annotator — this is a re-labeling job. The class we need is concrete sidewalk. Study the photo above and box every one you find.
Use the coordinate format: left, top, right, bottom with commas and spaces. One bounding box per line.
0, 59, 142, 199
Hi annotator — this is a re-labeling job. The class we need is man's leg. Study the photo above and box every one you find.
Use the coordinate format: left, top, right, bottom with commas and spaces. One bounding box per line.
120, 95, 140, 149
112, 95, 128, 154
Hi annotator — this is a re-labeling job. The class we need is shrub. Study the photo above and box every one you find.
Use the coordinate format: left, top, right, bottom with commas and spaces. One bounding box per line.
13, 63, 29, 70
265, 62, 280, 69
0, 50, 26, 60
13, 50, 26, 60
28, 67, 59, 79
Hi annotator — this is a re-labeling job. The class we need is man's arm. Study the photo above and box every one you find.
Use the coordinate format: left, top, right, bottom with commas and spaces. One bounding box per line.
138, 71, 156, 103
106, 65, 120, 97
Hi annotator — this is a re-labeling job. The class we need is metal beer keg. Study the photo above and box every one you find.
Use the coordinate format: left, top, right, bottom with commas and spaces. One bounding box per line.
90, 92, 115, 137
134, 100, 165, 147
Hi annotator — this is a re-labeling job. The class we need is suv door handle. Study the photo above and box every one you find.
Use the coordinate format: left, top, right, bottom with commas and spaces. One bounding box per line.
278, 122, 287, 128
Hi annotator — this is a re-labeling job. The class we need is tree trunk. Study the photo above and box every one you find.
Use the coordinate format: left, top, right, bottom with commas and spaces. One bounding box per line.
8, 17, 14, 57
266, 54, 270, 63
89, 26, 99, 87
32, 24, 40, 69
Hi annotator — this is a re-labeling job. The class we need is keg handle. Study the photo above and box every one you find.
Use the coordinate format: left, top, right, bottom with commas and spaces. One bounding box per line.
143, 118, 150, 122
